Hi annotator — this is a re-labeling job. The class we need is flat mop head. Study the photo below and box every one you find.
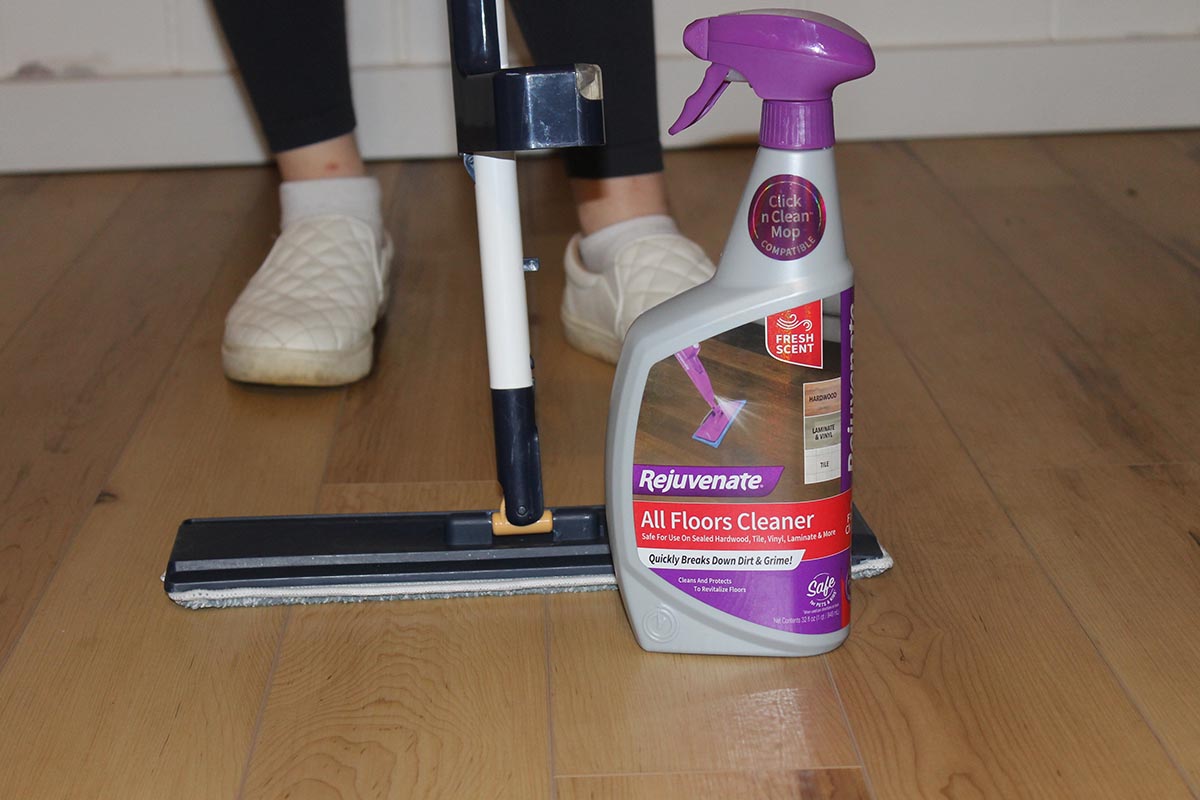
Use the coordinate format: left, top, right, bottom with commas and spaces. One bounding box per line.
693, 398, 746, 447
164, 506, 615, 609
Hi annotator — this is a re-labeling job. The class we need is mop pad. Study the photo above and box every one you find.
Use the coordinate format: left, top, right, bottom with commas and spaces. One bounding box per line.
168, 574, 616, 609
849, 505, 894, 579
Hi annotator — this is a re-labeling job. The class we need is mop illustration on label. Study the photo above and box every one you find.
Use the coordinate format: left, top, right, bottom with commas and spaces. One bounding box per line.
674, 344, 746, 447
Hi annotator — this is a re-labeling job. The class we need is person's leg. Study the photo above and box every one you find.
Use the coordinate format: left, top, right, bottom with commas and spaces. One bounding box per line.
212, 0, 357, 157
572, 173, 669, 236
276, 133, 366, 182
510, 0, 715, 362
509, 0, 668, 226
211, 0, 390, 386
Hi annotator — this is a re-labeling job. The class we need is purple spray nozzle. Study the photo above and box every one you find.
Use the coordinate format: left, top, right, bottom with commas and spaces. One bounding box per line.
668, 10, 875, 150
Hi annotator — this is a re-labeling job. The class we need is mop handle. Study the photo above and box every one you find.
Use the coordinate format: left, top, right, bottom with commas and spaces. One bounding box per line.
474, 2, 532, 392
474, 153, 532, 391
448, 0, 603, 526
465, 0, 543, 526
674, 345, 721, 412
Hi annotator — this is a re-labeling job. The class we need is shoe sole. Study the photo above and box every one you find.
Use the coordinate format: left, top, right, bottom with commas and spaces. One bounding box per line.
561, 310, 621, 364
222, 336, 374, 387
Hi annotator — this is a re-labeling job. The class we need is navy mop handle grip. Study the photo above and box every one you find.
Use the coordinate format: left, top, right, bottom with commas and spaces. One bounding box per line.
447, 0, 502, 76
491, 387, 545, 527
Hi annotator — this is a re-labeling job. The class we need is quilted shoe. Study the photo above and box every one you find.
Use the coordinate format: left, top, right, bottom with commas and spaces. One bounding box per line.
561, 232, 715, 363
223, 215, 393, 386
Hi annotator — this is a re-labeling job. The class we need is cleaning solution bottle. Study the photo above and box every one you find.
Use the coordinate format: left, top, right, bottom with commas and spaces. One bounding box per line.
606, 10, 874, 656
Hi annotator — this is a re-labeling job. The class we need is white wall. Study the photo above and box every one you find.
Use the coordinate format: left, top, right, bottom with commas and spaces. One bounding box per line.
2, 0, 1198, 171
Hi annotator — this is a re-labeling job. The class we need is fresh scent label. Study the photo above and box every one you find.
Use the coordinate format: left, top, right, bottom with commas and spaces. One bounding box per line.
747, 175, 826, 261
766, 300, 823, 368
632, 289, 853, 635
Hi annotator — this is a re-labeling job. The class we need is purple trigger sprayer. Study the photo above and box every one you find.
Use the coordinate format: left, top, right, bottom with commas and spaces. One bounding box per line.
669, 10, 874, 149
605, 11, 875, 656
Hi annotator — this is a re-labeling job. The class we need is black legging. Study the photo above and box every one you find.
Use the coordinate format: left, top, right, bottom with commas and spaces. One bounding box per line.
212, 0, 663, 178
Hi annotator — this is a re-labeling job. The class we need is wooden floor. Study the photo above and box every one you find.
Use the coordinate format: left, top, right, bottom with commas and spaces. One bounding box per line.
1, 131, 1198, 799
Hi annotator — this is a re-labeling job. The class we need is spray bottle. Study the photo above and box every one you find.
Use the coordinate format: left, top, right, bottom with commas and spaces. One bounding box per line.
605, 10, 874, 656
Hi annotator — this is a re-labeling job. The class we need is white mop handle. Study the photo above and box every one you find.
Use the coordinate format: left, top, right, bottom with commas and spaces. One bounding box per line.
473, 153, 532, 390
472, 0, 533, 391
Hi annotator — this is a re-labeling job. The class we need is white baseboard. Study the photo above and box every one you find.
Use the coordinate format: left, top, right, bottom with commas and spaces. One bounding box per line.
3, 37, 1198, 173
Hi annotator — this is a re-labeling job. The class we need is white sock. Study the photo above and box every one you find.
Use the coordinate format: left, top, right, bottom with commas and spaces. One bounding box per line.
578, 214, 678, 273
279, 176, 383, 241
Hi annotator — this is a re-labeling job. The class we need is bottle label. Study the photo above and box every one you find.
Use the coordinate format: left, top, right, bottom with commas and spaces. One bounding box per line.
632, 289, 853, 635
747, 175, 826, 261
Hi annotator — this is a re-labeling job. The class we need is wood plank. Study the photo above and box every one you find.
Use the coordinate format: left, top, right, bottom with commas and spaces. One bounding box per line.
549, 590, 859, 775
0, 173, 43, 208
240, 481, 552, 799
242, 596, 551, 799
988, 463, 1200, 788
557, 768, 870, 800
0, 183, 346, 797
825, 293, 1193, 799
0, 171, 141, 348
1164, 129, 1200, 164
0, 168, 273, 663
835, 140, 1187, 474
906, 136, 1200, 459
1039, 131, 1200, 272
907, 135, 1199, 345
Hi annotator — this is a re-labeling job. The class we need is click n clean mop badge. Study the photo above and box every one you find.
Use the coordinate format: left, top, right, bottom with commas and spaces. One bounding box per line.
631, 291, 852, 635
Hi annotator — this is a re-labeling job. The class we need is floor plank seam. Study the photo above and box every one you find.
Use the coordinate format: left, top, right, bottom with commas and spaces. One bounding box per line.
1031, 136, 1200, 280
0, 174, 146, 360
553, 766, 868, 780
235, 609, 292, 800
321, 478, 500, 491
822, 656, 880, 800
895, 140, 1185, 463
980, 460, 1200, 479
315, 388, 350, 497
544, 595, 558, 800
0, 502, 102, 676
866, 294, 1200, 797
0, 179, 245, 673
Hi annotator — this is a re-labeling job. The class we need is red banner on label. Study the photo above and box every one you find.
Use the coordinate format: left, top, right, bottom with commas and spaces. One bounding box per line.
766, 301, 823, 368
634, 491, 851, 560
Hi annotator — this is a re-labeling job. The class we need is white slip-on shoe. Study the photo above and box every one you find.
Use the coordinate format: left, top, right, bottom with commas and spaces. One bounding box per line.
560, 232, 716, 363
222, 215, 393, 386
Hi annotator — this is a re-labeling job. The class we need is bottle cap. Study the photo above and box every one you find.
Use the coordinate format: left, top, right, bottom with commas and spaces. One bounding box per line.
669, 11, 875, 150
